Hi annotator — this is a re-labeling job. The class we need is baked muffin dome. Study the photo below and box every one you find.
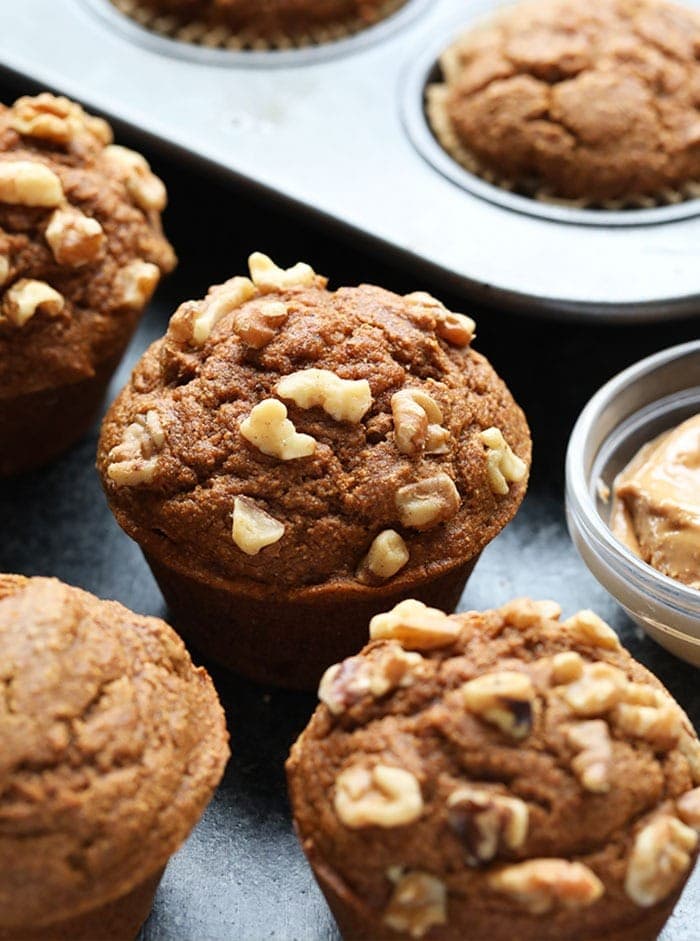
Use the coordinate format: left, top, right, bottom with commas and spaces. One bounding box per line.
428, 0, 700, 204
287, 597, 700, 941
0, 573, 229, 940
0, 92, 175, 474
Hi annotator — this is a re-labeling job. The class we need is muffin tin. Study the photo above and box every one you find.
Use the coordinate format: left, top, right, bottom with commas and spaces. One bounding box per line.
1, 0, 699, 321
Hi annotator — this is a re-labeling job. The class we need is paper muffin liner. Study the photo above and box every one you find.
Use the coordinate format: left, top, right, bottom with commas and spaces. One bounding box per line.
109, 0, 408, 50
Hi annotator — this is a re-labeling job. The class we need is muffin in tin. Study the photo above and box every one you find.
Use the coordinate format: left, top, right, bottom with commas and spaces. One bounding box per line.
97, 252, 530, 689
428, 0, 700, 206
0, 573, 229, 941
0, 92, 175, 476
287, 596, 700, 940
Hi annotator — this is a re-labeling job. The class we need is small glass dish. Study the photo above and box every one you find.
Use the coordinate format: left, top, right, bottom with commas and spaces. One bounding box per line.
565, 340, 700, 665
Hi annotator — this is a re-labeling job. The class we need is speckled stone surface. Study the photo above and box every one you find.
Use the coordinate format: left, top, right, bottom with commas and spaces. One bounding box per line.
0, 77, 698, 941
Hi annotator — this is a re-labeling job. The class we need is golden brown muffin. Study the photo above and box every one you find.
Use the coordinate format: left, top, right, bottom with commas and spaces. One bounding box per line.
0, 93, 176, 476
287, 597, 700, 941
428, 0, 700, 205
0, 573, 229, 941
96, 252, 530, 689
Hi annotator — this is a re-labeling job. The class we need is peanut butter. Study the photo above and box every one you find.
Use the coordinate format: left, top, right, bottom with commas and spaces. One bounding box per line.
610, 414, 700, 590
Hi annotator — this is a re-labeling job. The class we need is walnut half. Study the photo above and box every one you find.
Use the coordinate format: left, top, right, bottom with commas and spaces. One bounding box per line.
383, 871, 447, 939
106, 410, 164, 487
395, 473, 461, 530
370, 599, 461, 650
625, 816, 697, 907
461, 670, 535, 739
489, 859, 604, 914
334, 764, 423, 828
447, 785, 528, 864
318, 645, 423, 715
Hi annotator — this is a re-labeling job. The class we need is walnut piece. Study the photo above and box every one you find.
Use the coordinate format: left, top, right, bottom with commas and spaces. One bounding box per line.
369, 599, 461, 650
447, 785, 528, 865
383, 871, 447, 939
561, 662, 627, 717
318, 645, 423, 715
0, 256, 8, 288
334, 764, 423, 829
489, 859, 604, 914
392, 388, 450, 456
625, 816, 697, 907
276, 368, 372, 423
103, 144, 167, 212
248, 251, 316, 292
677, 788, 700, 833
563, 609, 621, 651
461, 671, 535, 739
231, 496, 284, 556
566, 720, 612, 793
0, 160, 63, 207
500, 597, 562, 629
404, 291, 476, 347
611, 701, 681, 749
551, 651, 585, 685
45, 207, 105, 267
171, 277, 256, 346
239, 399, 316, 460
10, 93, 111, 146
356, 530, 409, 584
106, 410, 164, 487
2, 279, 64, 327
114, 260, 161, 310
679, 730, 700, 784
480, 427, 527, 495
234, 299, 288, 348
395, 473, 461, 530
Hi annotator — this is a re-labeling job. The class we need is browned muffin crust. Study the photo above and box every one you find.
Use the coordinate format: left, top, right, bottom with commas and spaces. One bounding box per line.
287, 598, 700, 941
428, 0, 700, 203
0, 575, 229, 933
97, 254, 530, 595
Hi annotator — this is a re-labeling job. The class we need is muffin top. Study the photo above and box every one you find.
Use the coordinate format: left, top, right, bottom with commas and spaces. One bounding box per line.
287, 598, 700, 941
97, 253, 530, 595
0, 93, 175, 400
0, 574, 229, 930
428, 0, 700, 203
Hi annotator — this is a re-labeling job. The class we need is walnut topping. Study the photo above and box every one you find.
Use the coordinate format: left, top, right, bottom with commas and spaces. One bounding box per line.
563, 609, 621, 651
383, 871, 447, 939
551, 652, 585, 685
489, 859, 604, 914
611, 701, 681, 749
106, 410, 164, 487
461, 671, 535, 739
318, 645, 423, 715
566, 720, 612, 793
2, 279, 63, 327
276, 368, 372, 423
10, 94, 111, 146
480, 427, 527, 495
234, 300, 288, 349
239, 399, 316, 460
0, 256, 8, 288
231, 496, 284, 556
248, 251, 316, 292
0, 160, 63, 207
356, 530, 409, 584
45, 207, 105, 267
171, 277, 257, 346
103, 144, 167, 212
561, 662, 627, 717
395, 473, 461, 530
114, 260, 161, 310
334, 764, 423, 829
679, 730, 700, 784
625, 816, 698, 907
404, 291, 476, 347
677, 788, 700, 832
369, 599, 461, 650
500, 597, 562, 629
447, 786, 528, 865
392, 388, 450, 456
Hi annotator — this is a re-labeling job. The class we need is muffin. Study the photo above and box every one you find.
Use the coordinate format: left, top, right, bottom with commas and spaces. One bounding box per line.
427, 0, 700, 206
0, 92, 175, 476
96, 252, 530, 689
111, 0, 407, 49
0, 573, 229, 941
287, 597, 700, 940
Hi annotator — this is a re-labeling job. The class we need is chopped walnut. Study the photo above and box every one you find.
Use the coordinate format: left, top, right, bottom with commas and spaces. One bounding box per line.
0, 256, 8, 287
611, 701, 681, 749
103, 144, 167, 212
395, 473, 461, 530
356, 530, 409, 584
2, 279, 63, 327
231, 496, 284, 556
679, 730, 700, 784
248, 251, 317, 292
10, 93, 111, 146
625, 816, 697, 907
480, 427, 527, 495
461, 671, 535, 739
561, 662, 627, 717
392, 388, 450, 456
239, 399, 316, 461
170, 277, 257, 346
276, 368, 372, 424
623, 683, 665, 706
677, 788, 700, 833
234, 300, 288, 349
106, 410, 164, 487
383, 871, 447, 939
489, 859, 604, 914
45, 207, 105, 267
0, 160, 63, 207
563, 610, 621, 651
566, 720, 612, 793
369, 599, 461, 650
551, 651, 585, 685
318, 645, 423, 715
334, 764, 423, 829
447, 785, 528, 864
114, 260, 160, 310
500, 597, 562, 629
404, 291, 476, 347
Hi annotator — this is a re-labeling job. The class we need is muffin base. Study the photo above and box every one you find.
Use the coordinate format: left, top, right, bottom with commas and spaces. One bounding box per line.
0, 867, 164, 941
144, 549, 479, 690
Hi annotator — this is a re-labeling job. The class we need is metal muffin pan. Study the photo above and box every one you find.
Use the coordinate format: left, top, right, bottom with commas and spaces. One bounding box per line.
1, 0, 699, 321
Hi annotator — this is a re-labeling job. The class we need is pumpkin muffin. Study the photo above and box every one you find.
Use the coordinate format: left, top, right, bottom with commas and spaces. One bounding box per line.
0, 573, 229, 941
428, 0, 700, 205
287, 597, 700, 940
0, 92, 175, 476
96, 252, 530, 689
